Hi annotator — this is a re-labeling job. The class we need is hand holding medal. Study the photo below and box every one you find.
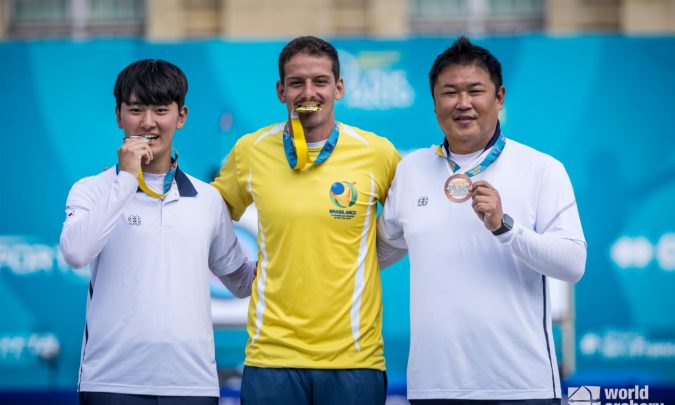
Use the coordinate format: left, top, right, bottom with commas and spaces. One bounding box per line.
118, 135, 154, 175
469, 180, 504, 232
118, 135, 172, 199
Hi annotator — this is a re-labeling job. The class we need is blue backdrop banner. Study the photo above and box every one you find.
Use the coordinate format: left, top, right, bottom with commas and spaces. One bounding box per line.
1, 36, 675, 394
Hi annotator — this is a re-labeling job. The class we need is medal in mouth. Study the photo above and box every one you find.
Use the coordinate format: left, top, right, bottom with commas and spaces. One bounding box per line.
123, 134, 159, 143
294, 104, 322, 113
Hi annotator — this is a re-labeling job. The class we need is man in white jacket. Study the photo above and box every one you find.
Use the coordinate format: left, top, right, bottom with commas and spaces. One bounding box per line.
60, 59, 255, 405
377, 37, 586, 404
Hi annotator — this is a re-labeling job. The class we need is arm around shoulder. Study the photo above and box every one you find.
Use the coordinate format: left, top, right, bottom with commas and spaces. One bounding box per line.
376, 173, 408, 270
210, 139, 252, 221
218, 260, 256, 298
209, 196, 255, 297
377, 234, 408, 270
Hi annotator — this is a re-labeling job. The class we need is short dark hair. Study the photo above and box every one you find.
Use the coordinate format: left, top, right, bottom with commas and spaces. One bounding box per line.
278, 36, 340, 81
114, 59, 188, 110
429, 36, 502, 98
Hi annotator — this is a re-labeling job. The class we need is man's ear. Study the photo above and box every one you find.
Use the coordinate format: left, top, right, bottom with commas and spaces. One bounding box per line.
496, 86, 505, 111
176, 106, 188, 129
116, 107, 122, 128
335, 77, 345, 100
276, 80, 286, 103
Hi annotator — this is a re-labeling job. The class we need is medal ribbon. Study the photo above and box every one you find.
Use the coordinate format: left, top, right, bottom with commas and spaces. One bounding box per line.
283, 117, 340, 170
137, 150, 178, 198
117, 150, 179, 198
436, 123, 505, 178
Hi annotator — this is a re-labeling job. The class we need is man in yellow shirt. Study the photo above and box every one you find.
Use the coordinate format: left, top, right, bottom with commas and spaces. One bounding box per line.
212, 36, 400, 404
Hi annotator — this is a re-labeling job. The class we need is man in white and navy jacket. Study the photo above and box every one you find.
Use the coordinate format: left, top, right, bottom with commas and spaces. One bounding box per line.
60, 59, 255, 405
377, 37, 586, 405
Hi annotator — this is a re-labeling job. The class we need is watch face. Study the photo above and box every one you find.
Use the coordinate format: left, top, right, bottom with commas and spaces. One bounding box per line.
503, 214, 513, 229
493, 214, 513, 236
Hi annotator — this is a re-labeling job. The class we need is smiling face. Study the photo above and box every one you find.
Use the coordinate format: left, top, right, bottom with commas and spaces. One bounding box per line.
116, 94, 187, 170
433, 63, 504, 154
276, 52, 344, 141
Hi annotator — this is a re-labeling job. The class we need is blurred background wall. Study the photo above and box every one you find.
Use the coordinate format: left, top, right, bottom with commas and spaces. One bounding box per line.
1, 1, 675, 404
2, 0, 675, 39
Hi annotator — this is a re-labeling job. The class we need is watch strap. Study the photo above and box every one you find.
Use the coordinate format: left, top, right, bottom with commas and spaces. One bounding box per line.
492, 213, 513, 236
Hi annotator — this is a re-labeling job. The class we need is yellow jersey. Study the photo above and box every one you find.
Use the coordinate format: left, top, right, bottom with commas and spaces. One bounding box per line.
212, 121, 400, 370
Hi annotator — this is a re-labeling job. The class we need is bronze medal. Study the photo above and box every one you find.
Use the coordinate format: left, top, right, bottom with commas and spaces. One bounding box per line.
444, 173, 472, 203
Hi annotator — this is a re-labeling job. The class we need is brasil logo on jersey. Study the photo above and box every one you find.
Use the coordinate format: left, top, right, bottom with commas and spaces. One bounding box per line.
329, 181, 358, 220
330, 181, 357, 207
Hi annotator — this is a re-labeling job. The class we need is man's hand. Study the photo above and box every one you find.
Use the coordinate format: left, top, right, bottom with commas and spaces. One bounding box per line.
118, 139, 153, 175
470, 180, 503, 232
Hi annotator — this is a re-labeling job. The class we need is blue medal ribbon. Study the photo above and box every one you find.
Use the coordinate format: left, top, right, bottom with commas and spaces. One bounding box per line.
162, 153, 178, 193
436, 122, 505, 178
283, 121, 340, 170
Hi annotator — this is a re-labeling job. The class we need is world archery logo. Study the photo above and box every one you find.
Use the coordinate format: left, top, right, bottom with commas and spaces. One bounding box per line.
329, 181, 358, 208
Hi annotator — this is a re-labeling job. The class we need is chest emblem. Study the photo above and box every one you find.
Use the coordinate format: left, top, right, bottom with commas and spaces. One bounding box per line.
329, 181, 357, 208
128, 214, 142, 226
328, 181, 358, 220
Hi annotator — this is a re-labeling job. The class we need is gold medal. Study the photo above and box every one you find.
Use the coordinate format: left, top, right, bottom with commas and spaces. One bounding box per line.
294, 105, 321, 113
444, 173, 472, 203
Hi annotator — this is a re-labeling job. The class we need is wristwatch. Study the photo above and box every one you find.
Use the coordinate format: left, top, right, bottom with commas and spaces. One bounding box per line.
492, 213, 514, 236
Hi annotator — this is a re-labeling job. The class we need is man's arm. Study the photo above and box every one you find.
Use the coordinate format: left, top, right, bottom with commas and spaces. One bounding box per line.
376, 234, 408, 270
376, 173, 408, 270
209, 198, 255, 298
218, 260, 256, 298
470, 160, 586, 283
60, 171, 138, 268
495, 221, 586, 283
210, 140, 252, 221
60, 140, 151, 268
